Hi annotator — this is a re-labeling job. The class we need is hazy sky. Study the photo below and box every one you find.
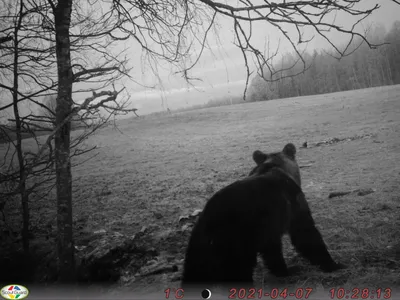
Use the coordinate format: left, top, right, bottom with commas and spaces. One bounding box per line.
123, 0, 400, 115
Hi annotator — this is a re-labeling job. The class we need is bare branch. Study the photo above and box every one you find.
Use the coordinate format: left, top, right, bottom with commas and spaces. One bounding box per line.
0, 35, 12, 45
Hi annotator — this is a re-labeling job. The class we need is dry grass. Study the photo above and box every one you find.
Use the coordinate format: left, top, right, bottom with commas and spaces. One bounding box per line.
2, 84, 400, 298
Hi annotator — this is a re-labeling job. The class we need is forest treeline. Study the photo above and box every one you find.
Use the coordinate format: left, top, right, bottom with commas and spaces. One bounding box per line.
246, 22, 400, 102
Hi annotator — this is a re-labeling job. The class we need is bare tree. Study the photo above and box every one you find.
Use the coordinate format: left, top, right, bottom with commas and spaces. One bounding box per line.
0, 0, 136, 276
197, 0, 385, 98
0, 0, 39, 254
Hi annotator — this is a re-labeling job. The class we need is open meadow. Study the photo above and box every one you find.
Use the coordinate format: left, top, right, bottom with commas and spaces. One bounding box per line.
2, 85, 400, 299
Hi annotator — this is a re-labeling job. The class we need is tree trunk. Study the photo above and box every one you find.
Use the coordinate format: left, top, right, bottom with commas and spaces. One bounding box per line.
54, 0, 75, 283
12, 0, 30, 255
352, 66, 361, 90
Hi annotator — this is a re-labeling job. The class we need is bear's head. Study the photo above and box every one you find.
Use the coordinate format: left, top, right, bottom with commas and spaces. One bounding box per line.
248, 143, 301, 187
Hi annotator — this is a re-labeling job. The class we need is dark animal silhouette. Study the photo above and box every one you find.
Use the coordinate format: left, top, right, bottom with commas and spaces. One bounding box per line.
181, 143, 345, 292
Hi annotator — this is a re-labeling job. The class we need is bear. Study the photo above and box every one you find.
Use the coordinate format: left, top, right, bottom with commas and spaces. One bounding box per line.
248, 142, 301, 186
181, 143, 345, 293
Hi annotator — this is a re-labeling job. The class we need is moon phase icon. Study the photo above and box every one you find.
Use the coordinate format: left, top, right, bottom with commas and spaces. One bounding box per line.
201, 289, 212, 299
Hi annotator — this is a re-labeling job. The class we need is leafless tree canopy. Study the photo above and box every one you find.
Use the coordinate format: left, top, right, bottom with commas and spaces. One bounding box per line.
105, 0, 389, 99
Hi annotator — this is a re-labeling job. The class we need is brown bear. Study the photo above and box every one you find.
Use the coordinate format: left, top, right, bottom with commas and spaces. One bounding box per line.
181, 143, 345, 293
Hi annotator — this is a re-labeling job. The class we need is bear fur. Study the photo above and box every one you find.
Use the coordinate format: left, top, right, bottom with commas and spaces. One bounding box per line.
181, 143, 345, 291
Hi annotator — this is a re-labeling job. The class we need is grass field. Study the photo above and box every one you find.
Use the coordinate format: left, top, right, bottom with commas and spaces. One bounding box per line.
2, 85, 400, 298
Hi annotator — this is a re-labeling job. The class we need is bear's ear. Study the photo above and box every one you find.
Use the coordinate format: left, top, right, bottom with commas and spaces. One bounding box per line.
282, 143, 296, 160
253, 150, 267, 165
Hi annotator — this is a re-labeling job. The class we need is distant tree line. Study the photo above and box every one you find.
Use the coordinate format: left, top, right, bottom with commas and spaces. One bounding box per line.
247, 22, 400, 102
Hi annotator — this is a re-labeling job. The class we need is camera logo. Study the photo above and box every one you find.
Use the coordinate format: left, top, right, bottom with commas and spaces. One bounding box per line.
1, 285, 29, 299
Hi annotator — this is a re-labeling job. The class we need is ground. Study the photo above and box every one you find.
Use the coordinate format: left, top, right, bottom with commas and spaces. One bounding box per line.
1, 85, 400, 299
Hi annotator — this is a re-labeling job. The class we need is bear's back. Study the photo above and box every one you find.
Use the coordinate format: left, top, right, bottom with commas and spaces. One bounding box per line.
199, 168, 302, 237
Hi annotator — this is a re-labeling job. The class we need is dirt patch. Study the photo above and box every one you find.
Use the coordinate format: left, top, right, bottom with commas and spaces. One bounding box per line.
302, 133, 377, 148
